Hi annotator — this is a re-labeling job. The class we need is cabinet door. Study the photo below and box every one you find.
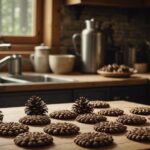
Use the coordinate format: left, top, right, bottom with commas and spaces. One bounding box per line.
109, 85, 147, 104
144, 0, 150, 6
0, 90, 73, 108
73, 87, 109, 101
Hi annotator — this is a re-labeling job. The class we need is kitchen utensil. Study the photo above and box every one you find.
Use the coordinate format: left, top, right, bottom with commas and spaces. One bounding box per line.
30, 44, 50, 73
49, 54, 75, 74
72, 19, 105, 73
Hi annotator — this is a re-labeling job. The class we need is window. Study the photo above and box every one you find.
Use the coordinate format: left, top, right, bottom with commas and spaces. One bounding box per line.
0, 0, 42, 46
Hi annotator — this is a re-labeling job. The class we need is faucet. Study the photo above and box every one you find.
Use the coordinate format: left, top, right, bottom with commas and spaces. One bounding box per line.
0, 54, 22, 75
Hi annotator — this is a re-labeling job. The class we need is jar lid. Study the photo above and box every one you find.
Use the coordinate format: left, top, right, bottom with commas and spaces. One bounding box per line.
35, 43, 50, 51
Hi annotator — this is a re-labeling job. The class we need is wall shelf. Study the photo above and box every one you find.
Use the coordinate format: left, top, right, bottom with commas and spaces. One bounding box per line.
64, 0, 143, 8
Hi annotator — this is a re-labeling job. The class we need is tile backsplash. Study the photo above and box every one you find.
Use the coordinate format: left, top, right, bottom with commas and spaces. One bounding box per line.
60, 4, 150, 53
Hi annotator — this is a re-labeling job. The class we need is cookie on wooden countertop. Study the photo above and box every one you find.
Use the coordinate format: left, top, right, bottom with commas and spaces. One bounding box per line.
74, 132, 114, 148
94, 121, 127, 134
127, 128, 150, 142
19, 115, 50, 125
44, 122, 80, 136
117, 114, 147, 125
89, 101, 110, 108
130, 107, 150, 115
0, 122, 29, 136
98, 108, 124, 116
0, 111, 3, 123
14, 132, 53, 147
50, 110, 77, 120
76, 113, 106, 124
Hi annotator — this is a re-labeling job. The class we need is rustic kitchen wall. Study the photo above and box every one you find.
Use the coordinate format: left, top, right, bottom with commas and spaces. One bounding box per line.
60, 4, 150, 53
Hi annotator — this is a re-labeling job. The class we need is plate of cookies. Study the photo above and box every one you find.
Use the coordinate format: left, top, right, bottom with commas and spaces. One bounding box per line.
97, 64, 136, 78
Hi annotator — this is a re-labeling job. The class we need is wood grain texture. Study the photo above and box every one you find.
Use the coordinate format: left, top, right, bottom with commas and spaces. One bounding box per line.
0, 101, 150, 150
0, 73, 148, 92
65, 0, 143, 7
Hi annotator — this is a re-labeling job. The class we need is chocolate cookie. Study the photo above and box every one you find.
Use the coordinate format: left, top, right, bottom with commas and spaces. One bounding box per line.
14, 132, 53, 147
74, 132, 114, 148
76, 113, 107, 124
50, 110, 77, 120
19, 115, 50, 125
94, 121, 127, 134
89, 101, 110, 108
127, 128, 150, 142
130, 107, 150, 115
0, 111, 3, 122
44, 122, 80, 136
98, 108, 124, 116
117, 114, 147, 125
0, 122, 29, 136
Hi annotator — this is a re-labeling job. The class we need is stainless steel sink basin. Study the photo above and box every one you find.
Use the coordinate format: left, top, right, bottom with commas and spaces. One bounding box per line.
0, 76, 30, 84
3, 74, 76, 83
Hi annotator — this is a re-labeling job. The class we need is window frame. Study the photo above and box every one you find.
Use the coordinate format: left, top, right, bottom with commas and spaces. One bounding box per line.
0, 0, 43, 45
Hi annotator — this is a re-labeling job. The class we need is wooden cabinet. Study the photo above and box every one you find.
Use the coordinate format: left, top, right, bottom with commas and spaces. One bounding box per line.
65, 0, 143, 7
73, 87, 109, 101
0, 89, 73, 108
143, 0, 150, 6
109, 85, 148, 104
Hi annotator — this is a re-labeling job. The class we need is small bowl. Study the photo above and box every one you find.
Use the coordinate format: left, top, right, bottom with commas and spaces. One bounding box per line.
49, 54, 75, 74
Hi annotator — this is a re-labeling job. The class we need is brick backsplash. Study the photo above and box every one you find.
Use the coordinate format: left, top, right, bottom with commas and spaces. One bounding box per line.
60, 4, 150, 53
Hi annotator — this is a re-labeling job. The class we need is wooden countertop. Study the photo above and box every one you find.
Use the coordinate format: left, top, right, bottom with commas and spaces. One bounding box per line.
0, 72, 149, 92
0, 100, 150, 150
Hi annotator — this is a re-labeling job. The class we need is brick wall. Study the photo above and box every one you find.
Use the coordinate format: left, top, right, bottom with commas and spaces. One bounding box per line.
60, 5, 150, 53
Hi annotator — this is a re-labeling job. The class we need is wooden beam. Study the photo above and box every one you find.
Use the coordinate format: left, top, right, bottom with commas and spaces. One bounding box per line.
43, 0, 61, 54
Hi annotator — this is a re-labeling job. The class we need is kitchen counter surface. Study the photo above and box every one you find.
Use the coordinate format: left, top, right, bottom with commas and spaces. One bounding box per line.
0, 72, 149, 92
0, 100, 150, 150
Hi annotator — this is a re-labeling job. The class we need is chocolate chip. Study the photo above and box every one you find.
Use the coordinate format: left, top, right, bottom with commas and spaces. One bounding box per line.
130, 107, 150, 115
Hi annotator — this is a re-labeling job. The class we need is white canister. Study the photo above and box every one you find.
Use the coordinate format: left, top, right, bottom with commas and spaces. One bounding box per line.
30, 44, 50, 73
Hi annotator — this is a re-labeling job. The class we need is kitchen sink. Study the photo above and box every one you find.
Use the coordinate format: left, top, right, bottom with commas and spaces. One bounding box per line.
0, 76, 30, 84
0, 74, 76, 84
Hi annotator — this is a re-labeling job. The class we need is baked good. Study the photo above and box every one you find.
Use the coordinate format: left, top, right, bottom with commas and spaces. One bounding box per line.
89, 101, 110, 108
130, 107, 150, 115
14, 132, 53, 147
94, 121, 127, 134
76, 113, 106, 124
98, 108, 124, 116
74, 132, 114, 148
19, 115, 50, 125
0, 111, 3, 122
72, 97, 93, 114
44, 122, 80, 136
100, 64, 133, 73
117, 114, 147, 125
127, 128, 150, 142
0, 122, 29, 136
50, 110, 77, 120
25, 96, 48, 115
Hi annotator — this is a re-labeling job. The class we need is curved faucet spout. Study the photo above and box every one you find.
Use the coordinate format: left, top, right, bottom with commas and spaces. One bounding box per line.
0, 54, 22, 75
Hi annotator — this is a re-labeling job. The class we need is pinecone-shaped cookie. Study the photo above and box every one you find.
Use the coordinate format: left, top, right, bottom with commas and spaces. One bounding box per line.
72, 97, 93, 114
25, 96, 48, 115
0, 111, 3, 122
